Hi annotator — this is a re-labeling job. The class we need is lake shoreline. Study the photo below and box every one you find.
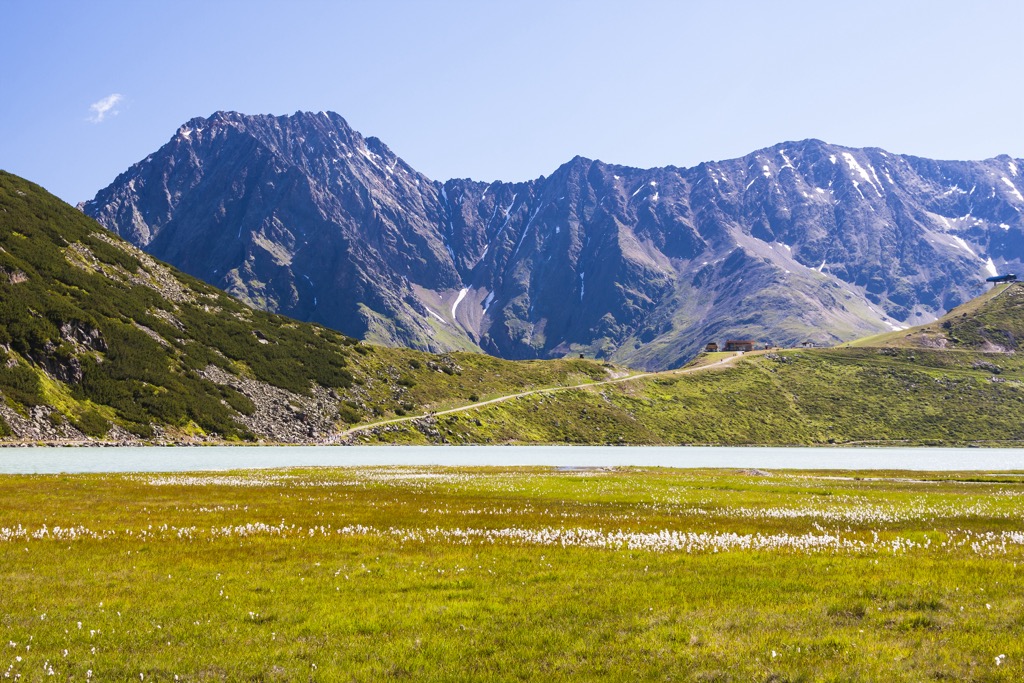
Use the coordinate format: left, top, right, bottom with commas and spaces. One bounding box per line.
3, 444, 1024, 474
3, 438, 1024, 448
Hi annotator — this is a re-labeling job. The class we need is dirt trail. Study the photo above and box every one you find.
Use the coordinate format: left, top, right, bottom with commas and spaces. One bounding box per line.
339, 352, 744, 439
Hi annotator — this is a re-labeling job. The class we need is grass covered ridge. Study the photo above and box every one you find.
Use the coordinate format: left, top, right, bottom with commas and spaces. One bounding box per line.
360, 347, 1024, 446
0, 467, 1021, 680
847, 282, 1024, 352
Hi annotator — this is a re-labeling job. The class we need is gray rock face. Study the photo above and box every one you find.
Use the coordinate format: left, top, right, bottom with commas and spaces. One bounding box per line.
83, 111, 1024, 369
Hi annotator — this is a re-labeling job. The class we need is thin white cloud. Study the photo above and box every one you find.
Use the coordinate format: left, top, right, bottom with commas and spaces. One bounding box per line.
88, 93, 123, 123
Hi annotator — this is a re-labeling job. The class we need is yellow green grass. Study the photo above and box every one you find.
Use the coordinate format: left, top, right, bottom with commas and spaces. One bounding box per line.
845, 283, 1021, 350
360, 347, 1024, 446
1, 467, 1022, 680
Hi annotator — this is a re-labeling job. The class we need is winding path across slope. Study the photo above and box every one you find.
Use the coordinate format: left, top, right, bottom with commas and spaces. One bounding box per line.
338, 352, 745, 440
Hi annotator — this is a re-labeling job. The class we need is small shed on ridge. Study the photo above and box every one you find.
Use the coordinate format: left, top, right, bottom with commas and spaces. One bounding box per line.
724, 340, 756, 352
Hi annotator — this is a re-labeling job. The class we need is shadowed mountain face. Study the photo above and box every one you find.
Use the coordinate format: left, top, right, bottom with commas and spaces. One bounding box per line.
83, 111, 1024, 369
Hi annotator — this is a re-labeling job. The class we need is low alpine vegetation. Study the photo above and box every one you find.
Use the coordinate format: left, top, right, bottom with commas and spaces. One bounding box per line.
0, 467, 1021, 680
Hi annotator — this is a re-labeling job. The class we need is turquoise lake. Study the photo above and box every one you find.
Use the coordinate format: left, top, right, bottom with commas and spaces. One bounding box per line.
2, 445, 1023, 474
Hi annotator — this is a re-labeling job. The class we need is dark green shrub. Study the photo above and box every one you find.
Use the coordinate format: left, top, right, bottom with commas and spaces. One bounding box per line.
220, 387, 256, 416
124, 421, 155, 438
72, 409, 110, 438
0, 363, 45, 407
337, 402, 362, 424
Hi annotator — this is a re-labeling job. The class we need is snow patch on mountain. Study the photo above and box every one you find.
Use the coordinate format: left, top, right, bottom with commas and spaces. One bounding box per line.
842, 152, 882, 196
950, 235, 978, 258
451, 288, 469, 319
1001, 177, 1023, 202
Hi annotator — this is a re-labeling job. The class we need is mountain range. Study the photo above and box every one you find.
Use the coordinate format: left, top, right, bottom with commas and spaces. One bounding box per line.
82, 111, 1024, 368
3, 169, 1022, 446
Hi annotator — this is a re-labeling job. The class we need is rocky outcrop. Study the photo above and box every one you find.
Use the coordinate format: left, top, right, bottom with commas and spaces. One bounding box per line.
1, 266, 27, 285
199, 365, 341, 443
0, 402, 90, 443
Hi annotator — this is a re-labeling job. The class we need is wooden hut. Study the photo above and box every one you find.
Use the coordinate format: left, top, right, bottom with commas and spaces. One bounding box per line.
724, 340, 756, 352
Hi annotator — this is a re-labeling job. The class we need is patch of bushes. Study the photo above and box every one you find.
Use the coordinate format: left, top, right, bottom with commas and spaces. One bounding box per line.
337, 402, 362, 424
123, 421, 155, 439
0, 362, 46, 407
174, 305, 354, 394
71, 409, 110, 438
219, 386, 256, 416
81, 232, 141, 272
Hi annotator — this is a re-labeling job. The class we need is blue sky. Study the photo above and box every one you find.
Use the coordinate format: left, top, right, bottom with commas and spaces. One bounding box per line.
2, 0, 1022, 203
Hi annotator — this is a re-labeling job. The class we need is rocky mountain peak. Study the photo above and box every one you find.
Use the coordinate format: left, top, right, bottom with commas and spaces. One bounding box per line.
83, 112, 1024, 369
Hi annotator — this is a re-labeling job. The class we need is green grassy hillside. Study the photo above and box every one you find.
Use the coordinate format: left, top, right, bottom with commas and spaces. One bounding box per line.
361, 346, 1024, 446
846, 282, 1023, 351
0, 172, 615, 443
361, 279, 1024, 448
356, 270, 1024, 447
